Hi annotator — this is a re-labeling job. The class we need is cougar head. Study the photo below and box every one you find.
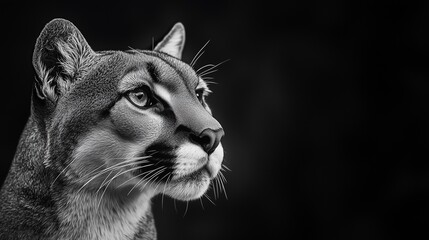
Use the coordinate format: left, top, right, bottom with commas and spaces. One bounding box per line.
32, 19, 225, 201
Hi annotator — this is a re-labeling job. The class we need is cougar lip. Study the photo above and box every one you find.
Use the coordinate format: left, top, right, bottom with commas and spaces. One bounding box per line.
182, 166, 208, 182
204, 162, 217, 179
173, 156, 209, 182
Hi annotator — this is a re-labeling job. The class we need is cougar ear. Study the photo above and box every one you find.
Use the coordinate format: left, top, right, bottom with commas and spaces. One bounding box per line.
154, 22, 185, 59
32, 18, 95, 102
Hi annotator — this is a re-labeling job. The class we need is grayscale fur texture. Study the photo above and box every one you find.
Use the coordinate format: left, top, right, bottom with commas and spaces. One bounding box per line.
0, 19, 225, 240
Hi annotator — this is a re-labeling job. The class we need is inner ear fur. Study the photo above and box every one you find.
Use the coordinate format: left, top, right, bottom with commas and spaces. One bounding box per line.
154, 22, 186, 59
33, 18, 95, 102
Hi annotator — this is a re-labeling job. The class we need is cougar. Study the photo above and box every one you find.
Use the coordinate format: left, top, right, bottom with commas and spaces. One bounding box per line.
0, 18, 225, 240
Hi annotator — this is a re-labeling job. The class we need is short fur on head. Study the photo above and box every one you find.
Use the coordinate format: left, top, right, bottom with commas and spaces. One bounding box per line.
0, 19, 225, 240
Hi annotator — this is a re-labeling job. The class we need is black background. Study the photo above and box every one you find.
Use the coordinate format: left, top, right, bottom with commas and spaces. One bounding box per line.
1, 1, 429, 239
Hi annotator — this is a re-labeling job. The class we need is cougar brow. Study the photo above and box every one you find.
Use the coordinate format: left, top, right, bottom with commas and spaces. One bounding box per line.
140, 50, 198, 93
119, 63, 162, 93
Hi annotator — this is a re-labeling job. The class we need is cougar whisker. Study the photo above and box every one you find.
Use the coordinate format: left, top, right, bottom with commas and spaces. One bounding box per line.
96, 170, 114, 195
51, 157, 79, 187
79, 156, 151, 182
100, 164, 145, 188
213, 176, 220, 200
97, 169, 124, 210
199, 198, 205, 210
196, 63, 216, 73
203, 80, 218, 85
153, 170, 171, 194
116, 163, 157, 188
198, 59, 229, 76
77, 159, 150, 193
183, 201, 189, 217
161, 174, 173, 210
218, 171, 228, 200
81, 157, 151, 181
204, 194, 216, 206
190, 40, 210, 67
140, 167, 166, 190
128, 166, 165, 195
199, 69, 218, 77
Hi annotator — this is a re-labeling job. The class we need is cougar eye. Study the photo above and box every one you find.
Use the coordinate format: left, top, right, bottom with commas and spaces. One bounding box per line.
126, 87, 155, 109
196, 89, 204, 103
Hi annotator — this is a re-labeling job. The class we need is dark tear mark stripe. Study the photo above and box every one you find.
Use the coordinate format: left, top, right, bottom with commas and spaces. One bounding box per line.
146, 62, 159, 83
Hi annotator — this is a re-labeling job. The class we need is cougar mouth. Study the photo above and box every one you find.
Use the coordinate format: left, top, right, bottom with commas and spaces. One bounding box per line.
129, 141, 218, 201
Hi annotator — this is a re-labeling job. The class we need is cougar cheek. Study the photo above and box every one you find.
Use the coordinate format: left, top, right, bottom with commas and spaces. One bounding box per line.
110, 99, 163, 142
71, 128, 132, 184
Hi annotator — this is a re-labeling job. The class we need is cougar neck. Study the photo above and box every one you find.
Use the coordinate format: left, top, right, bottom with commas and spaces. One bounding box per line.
12, 112, 48, 173
56, 187, 157, 239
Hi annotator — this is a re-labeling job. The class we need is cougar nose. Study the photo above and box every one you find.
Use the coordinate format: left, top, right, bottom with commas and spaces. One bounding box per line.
190, 128, 224, 154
